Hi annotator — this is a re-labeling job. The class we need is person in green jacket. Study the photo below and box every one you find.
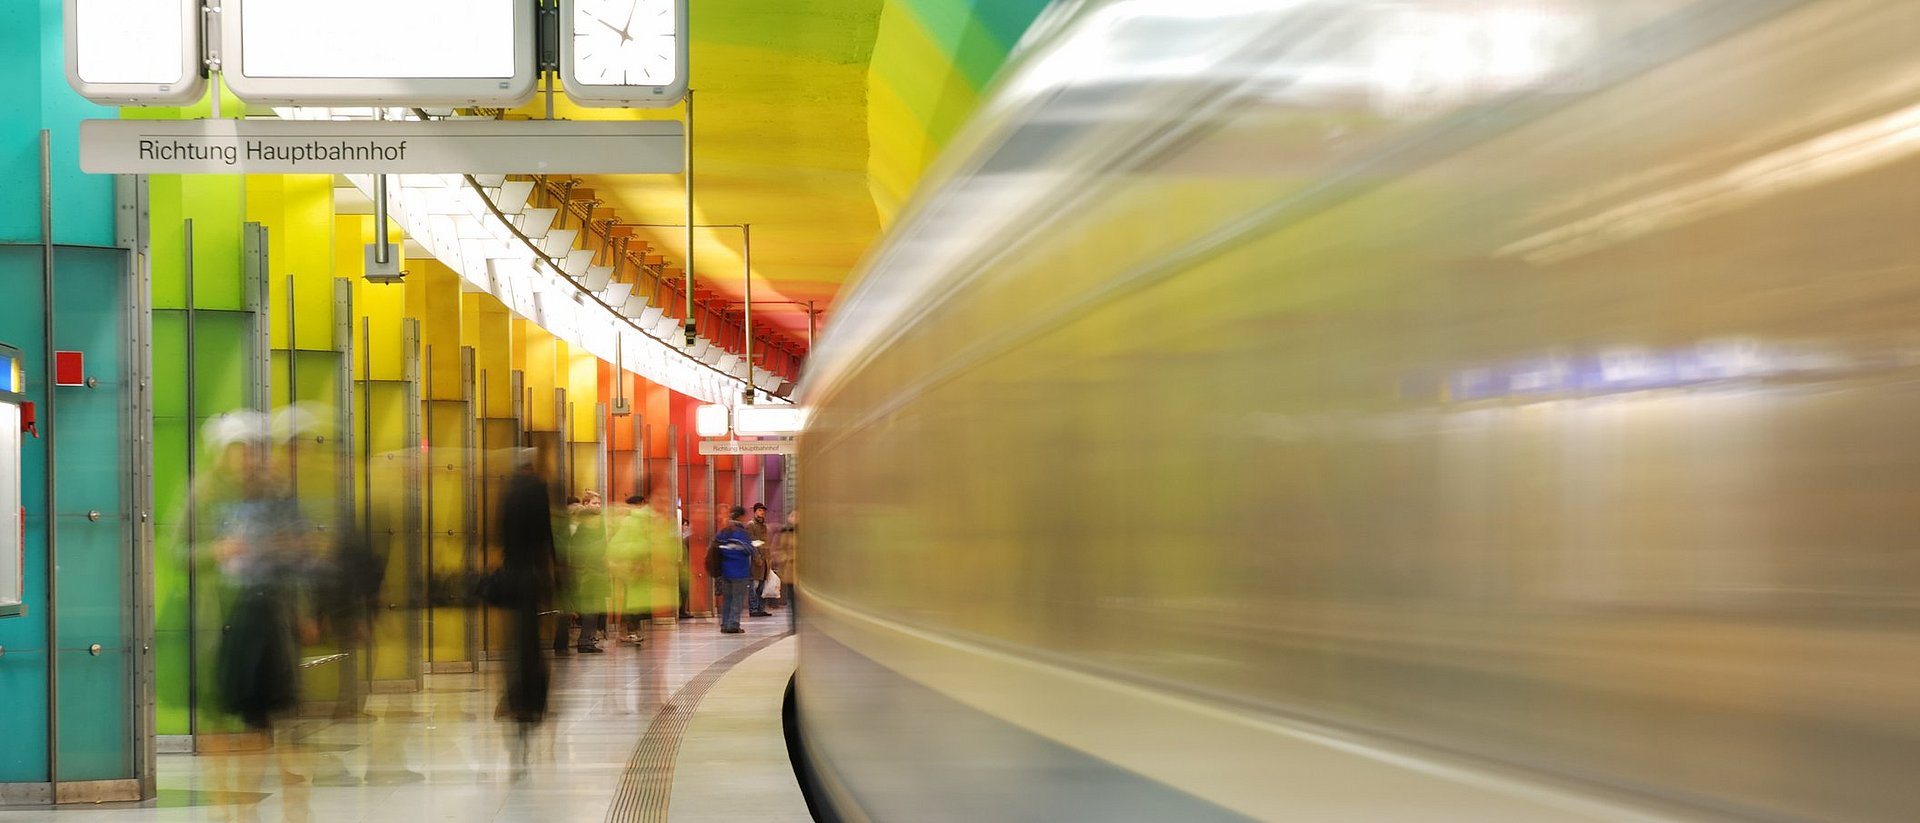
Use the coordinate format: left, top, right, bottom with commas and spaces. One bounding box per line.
607, 494, 670, 643
556, 494, 610, 653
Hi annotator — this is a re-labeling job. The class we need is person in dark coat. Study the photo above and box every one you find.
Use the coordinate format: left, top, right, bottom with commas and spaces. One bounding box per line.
497, 456, 561, 775
746, 503, 772, 617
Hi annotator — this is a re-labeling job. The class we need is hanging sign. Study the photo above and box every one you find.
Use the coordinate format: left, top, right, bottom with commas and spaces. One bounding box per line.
78, 119, 685, 175
698, 439, 797, 456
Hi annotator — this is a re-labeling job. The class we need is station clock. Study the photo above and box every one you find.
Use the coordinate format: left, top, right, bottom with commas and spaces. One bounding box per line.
559, 0, 689, 107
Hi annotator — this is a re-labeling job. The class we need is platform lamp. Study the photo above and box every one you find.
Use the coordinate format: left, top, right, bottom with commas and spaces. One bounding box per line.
695, 403, 729, 437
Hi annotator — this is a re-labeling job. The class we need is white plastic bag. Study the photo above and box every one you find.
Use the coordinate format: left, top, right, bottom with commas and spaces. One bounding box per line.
761, 569, 782, 599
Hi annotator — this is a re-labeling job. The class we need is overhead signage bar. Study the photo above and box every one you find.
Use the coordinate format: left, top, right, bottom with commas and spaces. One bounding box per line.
79, 119, 686, 175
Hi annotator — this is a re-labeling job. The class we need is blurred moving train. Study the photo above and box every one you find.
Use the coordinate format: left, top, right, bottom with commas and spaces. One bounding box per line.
793, 0, 1920, 820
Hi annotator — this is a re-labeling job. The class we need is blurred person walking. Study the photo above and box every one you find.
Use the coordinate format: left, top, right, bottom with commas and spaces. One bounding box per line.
711, 506, 756, 633
319, 521, 384, 719
496, 457, 561, 777
677, 517, 694, 619
559, 492, 610, 653
747, 503, 773, 617
205, 435, 322, 822
608, 494, 667, 643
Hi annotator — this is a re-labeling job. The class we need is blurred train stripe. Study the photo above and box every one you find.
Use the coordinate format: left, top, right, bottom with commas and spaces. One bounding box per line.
804, 592, 1724, 823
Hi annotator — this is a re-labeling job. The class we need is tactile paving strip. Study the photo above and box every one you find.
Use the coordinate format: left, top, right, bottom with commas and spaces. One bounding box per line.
605, 631, 792, 823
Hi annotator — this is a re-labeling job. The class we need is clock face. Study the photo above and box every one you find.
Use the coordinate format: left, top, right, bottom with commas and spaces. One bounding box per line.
573, 0, 679, 87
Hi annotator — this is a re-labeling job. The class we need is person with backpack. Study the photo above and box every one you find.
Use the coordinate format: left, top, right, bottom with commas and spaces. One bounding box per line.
709, 506, 756, 634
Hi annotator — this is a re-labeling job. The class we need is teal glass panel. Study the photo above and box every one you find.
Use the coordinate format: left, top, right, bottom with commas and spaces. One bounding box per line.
0, 246, 51, 777
54, 648, 126, 780
52, 516, 126, 648
0, 649, 49, 781
47, 247, 132, 777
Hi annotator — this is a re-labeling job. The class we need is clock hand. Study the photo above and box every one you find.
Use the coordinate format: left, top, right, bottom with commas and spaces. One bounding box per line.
621, 2, 638, 37
585, 11, 631, 42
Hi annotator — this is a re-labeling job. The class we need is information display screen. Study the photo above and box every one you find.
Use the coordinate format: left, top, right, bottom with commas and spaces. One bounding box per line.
63, 0, 205, 104
240, 0, 517, 78
0, 401, 21, 619
222, 0, 536, 105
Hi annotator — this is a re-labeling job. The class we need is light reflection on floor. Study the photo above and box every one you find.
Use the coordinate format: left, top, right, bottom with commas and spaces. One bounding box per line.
2, 616, 794, 823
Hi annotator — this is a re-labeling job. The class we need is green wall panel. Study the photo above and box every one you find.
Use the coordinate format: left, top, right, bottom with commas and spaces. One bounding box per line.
192, 313, 254, 414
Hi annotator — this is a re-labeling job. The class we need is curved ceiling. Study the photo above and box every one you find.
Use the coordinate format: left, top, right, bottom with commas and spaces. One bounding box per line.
513, 0, 1050, 362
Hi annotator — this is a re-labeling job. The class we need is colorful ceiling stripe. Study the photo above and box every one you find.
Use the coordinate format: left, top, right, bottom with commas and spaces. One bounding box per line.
558, 0, 1050, 350
868, 0, 1052, 224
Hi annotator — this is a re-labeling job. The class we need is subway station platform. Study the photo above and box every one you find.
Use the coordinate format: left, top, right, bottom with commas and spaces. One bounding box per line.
0, 618, 801, 823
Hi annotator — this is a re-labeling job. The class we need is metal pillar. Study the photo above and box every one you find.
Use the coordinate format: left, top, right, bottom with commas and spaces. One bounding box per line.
683, 91, 696, 348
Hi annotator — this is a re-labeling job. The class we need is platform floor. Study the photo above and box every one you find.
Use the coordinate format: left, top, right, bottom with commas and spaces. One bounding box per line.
1, 616, 799, 823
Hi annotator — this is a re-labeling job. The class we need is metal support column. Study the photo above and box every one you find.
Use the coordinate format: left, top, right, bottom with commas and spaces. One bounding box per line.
402, 318, 423, 688
116, 171, 157, 799
39, 129, 60, 787
461, 346, 478, 663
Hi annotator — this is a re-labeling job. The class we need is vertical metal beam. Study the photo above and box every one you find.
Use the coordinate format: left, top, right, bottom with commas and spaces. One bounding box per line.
286, 275, 299, 486
183, 220, 198, 738
334, 280, 359, 689
402, 319, 423, 686
243, 224, 270, 415
682, 91, 696, 348
555, 388, 568, 496
372, 175, 391, 266
478, 366, 492, 656
741, 223, 753, 399
40, 129, 61, 784
118, 172, 156, 797
666, 423, 681, 614
422, 344, 435, 665
461, 346, 477, 663
334, 280, 355, 536
511, 370, 525, 449
360, 316, 373, 560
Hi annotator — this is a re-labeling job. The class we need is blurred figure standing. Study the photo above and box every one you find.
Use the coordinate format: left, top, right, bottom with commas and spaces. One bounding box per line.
747, 503, 772, 617
712, 506, 755, 634
774, 509, 798, 629
497, 458, 560, 776
206, 437, 320, 822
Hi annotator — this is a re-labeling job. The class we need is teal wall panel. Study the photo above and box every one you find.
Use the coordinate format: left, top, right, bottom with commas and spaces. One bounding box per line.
0, 0, 115, 248
0, 650, 50, 781
48, 246, 131, 780
54, 649, 125, 780
0, 246, 52, 782
0, 0, 139, 787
